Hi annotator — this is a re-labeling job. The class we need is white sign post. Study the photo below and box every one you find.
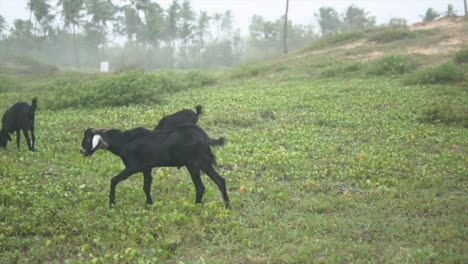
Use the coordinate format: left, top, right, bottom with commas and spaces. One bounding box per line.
100, 61, 109, 72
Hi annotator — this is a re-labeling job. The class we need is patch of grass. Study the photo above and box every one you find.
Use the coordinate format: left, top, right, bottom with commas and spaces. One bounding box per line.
454, 48, 468, 64
229, 63, 273, 79
417, 103, 468, 127
45, 71, 158, 109
0, 76, 21, 93
44, 70, 217, 110
7, 55, 59, 75
320, 62, 364, 78
182, 70, 217, 87
1, 75, 467, 263
1, 19, 467, 263
368, 28, 434, 44
369, 27, 411, 43
366, 55, 418, 76
307, 31, 366, 50
404, 63, 465, 85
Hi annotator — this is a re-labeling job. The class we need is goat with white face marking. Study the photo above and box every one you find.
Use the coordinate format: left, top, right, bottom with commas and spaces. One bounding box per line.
0, 97, 37, 151
80, 125, 230, 209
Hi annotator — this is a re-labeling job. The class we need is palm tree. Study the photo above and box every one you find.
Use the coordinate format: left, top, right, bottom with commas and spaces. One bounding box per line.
221, 10, 233, 35
166, 0, 180, 46
132, 0, 164, 49
85, 0, 117, 47
315, 7, 342, 36
283, 0, 289, 54
197, 11, 210, 49
58, 0, 85, 68
86, 0, 116, 29
115, 4, 141, 42
180, 0, 195, 45
212, 12, 222, 40
0, 15, 7, 38
31, 0, 53, 37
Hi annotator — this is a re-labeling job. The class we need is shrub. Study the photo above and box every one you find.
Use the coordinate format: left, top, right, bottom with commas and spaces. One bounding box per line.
183, 70, 217, 87
46, 71, 158, 109
417, 104, 468, 127
11, 55, 59, 75
367, 55, 418, 76
404, 63, 465, 85
45, 70, 218, 110
369, 28, 410, 43
454, 49, 468, 64
320, 62, 364, 78
0, 76, 20, 93
230, 63, 273, 79
308, 31, 366, 50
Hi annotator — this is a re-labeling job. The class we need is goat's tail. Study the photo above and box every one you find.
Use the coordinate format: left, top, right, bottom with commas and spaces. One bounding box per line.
29, 97, 38, 117
195, 105, 203, 117
209, 137, 226, 147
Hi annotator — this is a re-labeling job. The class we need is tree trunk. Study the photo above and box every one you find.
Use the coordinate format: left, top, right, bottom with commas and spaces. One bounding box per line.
283, 0, 289, 54
464, 0, 468, 16
72, 24, 80, 69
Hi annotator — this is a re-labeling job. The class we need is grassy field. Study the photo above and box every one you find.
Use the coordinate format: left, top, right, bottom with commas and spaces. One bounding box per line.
0, 18, 467, 263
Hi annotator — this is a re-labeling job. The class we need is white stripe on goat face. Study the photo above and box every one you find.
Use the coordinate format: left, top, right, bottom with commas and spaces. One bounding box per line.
92, 135, 103, 151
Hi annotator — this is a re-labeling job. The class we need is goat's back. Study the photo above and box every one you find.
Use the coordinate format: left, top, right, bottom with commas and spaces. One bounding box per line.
126, 124, 215, 168
154, 106, 202, 130
2, 102, 33, 132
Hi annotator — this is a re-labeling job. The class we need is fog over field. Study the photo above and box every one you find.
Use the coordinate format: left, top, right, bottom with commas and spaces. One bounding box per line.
0, 0, 465, 70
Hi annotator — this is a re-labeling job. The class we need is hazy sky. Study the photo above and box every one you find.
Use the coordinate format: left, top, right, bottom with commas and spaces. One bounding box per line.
0, 0, 465, 34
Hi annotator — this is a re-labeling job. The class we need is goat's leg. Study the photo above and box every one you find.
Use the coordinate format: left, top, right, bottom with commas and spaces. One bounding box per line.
16, 130, 21, 149
31, 127, 35, 151
202, 164, 231, 209
22, 129, 33, 151
187, 165, 205, 204
109, 168, 133, 207
142, 168, 153, 205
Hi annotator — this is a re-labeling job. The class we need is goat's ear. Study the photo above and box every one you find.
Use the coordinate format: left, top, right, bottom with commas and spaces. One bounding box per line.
92, 134, 109, 150
92, 134, 109, 151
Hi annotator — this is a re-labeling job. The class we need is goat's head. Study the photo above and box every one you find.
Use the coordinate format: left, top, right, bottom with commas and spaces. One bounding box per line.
0, 130, 11, 149
80, 128, 108, 156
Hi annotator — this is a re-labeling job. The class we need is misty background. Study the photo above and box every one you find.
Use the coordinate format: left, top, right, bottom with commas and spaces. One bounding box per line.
0, 0, 465, 71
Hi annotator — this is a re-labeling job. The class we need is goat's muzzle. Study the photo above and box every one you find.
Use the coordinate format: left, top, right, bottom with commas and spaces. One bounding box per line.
80, 148, 91, 156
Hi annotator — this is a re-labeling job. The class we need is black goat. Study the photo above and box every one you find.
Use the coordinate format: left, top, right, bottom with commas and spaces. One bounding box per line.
0, 97, 37, 151
154, 104, 225, 146
154, 105, 203, 130
80, 125, 231, 209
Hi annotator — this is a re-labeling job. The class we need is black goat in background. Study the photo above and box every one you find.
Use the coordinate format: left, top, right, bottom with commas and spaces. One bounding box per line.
0, 97, 37, 151
154, 105, 225, 146
154, 104, 203, 130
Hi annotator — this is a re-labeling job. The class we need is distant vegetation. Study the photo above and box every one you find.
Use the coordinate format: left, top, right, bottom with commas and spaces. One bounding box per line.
307, 31, 366, 50
368, 28, 434, 44
0, 12, 467, 263
367, 55, 418, 76
0, 1, 460, 72
0, 76, 20, 93
405, 62, 465, 85
454, 48, 468, 64
45, 70, 217, 110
